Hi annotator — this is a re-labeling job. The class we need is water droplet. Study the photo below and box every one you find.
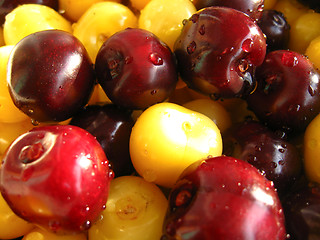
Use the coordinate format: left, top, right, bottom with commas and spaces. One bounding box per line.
149, 53, 163, 65
150, 89, 157, 95
187, 41, 196, 54
278, 160, 285, 165
31, 119, 39, 126
102, 204, 106, 210
255, 145, 262, 152
247, 154, 257, 162
288, 104, 300, 112
108, 170, 115, 179
281, 52, 298, 67
308, 85, 316, 96
278, 148, 285, 153
242, 39, 254, 53
199, 24, 205, 35
182, 19, 188, 25
270, 162, 277, 168
28, 109, 34, 114
80, 220, 91, 231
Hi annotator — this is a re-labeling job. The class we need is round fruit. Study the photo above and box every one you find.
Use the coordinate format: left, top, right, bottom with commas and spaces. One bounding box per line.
0, 125, 113, 234
246, 50, 320, 135
174, 6, 266, 99
7, 30, 95, 122
162, 156, 287, 239
95, 28, 178, 110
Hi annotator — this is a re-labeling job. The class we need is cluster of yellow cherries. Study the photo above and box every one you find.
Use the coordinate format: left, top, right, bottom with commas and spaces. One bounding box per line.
1, 0, 320, 239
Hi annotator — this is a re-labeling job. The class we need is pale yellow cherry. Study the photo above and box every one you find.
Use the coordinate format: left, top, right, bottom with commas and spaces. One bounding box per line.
0, 193, 34, 239
289, 12, 320, 54
4, 4, 72, 45
73, 1, 137, 63
89, 176, 168, 240
139, 0, 197, 50
305, 35, 320, 69
59, 0, 121, 22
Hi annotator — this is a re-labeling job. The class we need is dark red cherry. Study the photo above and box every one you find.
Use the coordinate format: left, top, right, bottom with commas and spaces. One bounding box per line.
0, 125, 113, 234
70, 104, 135, 177
282, 181, 320, 239
95, 28, 178, 110
223, 120, 302, 196
0, 0, 59, 25
174, 7, 266, 99
7, 30, 95, 123
191, 0, 264, 22
246, 50, 320, 135
257, 10, 290, 52
162, 156, 286, 240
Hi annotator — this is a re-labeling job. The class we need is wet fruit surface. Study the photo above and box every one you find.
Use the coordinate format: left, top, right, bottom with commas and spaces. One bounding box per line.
174, 6, 266, 99
223, 120, 302, 196
7, 30, 95, 122
162, 156, 286, 240
191, 0, 264, 22
0, 125, 113, 234
246, 50, 320, 135
95, 28, 178, 110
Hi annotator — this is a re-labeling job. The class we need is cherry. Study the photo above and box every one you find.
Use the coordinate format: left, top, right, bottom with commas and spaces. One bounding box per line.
174, 7, 266, 99
0, 125, 113, 234
246, 50, 320, 135
162, 156, 286, 240
95, 28, 178, 110
191, 0, 264, 22
282, 180, 320, 239
0, 0, 59, 25
257, 10, 290, 52
70, 104, 135, 177
223, 120, 302, 196
7, 30, 95, 123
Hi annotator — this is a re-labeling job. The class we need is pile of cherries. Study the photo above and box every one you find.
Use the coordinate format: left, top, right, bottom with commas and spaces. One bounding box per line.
1, 0, 320, 239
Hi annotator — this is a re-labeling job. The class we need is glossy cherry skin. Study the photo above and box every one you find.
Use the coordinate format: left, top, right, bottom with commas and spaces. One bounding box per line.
246, 50, 320, 135
223, 120, 302, 196
162, 156, 286, 240
0, 125, 113, 234
95, 28, 178, 110
257, 10, 290, 52
282, 181, 320, 239
174, 7, 266, 99
0, 0, 59, 24
7, 30, 95, 122
191, 0, 264, 22
70, 104, 135, 177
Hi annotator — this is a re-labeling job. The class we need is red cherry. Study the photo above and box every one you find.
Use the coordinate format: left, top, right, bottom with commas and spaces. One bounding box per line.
0, 125, 113, 234
174, 7, 266, 99
162, 156, 286, 239
7, 30, 95, 122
